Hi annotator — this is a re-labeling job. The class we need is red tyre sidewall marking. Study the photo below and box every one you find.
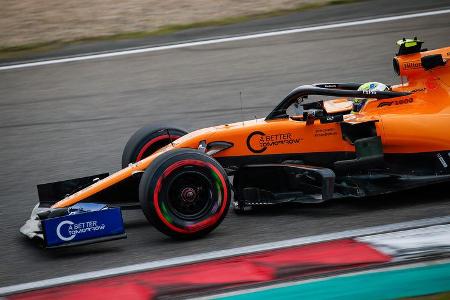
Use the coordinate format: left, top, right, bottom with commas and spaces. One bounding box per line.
153, 159, 228, 234
136, 135, 181, 161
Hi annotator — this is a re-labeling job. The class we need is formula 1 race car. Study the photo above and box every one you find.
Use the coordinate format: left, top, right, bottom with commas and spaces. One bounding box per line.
21, 39, 450, 247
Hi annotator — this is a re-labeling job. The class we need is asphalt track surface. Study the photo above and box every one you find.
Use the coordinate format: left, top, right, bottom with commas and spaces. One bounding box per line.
1, 0, 449, 287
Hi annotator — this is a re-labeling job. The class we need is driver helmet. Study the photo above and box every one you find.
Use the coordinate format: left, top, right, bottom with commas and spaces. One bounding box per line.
352, 82, 389, 112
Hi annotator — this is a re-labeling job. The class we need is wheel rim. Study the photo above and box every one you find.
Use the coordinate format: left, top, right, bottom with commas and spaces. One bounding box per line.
166, 170, 214, 220
152, 159, 229, 234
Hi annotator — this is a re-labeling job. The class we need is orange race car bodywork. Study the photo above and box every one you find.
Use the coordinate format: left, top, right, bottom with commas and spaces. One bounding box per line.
21, 40, 450, 243
51, 43, 450, 209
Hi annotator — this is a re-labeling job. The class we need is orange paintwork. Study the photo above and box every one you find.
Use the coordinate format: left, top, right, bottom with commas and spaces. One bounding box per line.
363, 46, 450, 153
52, 45, 450, 209
323, 97, 353, 114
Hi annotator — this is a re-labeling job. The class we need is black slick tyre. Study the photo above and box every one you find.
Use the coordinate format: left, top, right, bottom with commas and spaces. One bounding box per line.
122, 124, 187, 168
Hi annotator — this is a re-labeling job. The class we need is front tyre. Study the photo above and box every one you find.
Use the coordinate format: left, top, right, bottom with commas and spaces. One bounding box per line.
139, 149, 231, 239
122, 124, 188, 168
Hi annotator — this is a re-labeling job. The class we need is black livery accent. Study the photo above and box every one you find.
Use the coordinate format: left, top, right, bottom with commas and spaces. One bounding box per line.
265, 84, 409, 120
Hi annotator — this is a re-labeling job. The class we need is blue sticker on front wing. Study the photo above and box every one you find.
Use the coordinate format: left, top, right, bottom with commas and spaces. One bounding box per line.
43, 207, 124, 247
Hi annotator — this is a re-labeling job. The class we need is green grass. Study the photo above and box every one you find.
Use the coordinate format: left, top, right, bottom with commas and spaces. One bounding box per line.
0, 0, 359, 60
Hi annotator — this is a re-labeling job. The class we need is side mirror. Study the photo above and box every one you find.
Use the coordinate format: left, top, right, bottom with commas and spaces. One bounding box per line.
303, 109, 323, 125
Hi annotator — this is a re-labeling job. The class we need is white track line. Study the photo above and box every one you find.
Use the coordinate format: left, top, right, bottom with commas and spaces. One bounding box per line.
1, 8, 449, 72
1, 216, 449, 296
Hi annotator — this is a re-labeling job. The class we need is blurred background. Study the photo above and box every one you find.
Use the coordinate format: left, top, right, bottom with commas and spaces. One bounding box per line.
0, 0, 449, 299
0, 0, 353, 61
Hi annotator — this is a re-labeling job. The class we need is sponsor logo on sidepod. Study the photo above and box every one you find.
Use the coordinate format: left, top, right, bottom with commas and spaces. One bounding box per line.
56, 219, 106, 241
246, 131, 301, 153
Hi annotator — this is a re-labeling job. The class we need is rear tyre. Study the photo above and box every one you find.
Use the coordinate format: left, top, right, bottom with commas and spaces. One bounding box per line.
139, 149, 231, 239
122, 124, 187, 168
